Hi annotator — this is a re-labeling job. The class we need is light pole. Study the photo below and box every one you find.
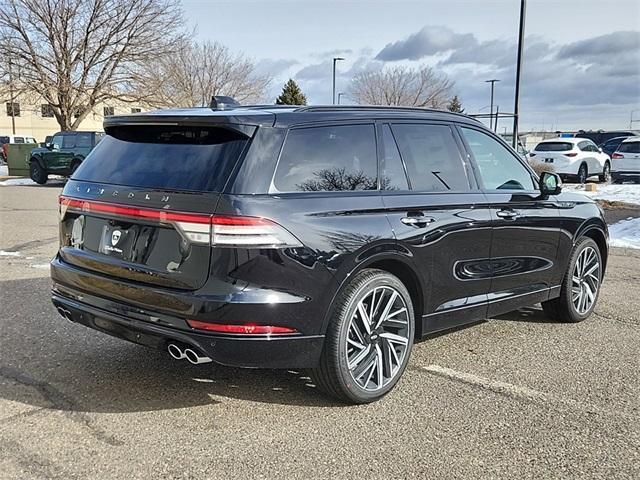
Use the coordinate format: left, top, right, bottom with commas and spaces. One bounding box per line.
332, 57, 345, 105
630, 110, 640, 129
513, 0, 527, 148
485, 79, 500, 131
8, 58, 16, 135
337, 92, 346, 105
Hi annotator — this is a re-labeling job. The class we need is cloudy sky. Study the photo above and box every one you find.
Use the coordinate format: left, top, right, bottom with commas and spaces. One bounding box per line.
183, 0, 640, 132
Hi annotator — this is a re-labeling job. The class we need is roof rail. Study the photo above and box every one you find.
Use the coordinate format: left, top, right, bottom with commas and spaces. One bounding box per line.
294, 105, 445, 114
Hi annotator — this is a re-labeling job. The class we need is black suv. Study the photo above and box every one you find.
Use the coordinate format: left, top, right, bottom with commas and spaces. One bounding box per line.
52, 105, 608, 403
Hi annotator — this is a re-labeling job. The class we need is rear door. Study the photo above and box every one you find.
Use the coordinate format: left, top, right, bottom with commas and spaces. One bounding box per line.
458, 126, 561, 317
58, 124, 251, 290
380, 121, 493, 333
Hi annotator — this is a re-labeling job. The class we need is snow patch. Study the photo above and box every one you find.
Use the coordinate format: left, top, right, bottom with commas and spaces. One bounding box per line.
565, 184, 640, 206
29, 263, 50, 269
609, 217, 640, 249
0, 250, 21, 257
0, 165, 8, 176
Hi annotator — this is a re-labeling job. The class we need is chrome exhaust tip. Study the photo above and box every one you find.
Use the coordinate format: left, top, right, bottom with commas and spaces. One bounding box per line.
167, 343, 186, 360
184, 348, 212, 365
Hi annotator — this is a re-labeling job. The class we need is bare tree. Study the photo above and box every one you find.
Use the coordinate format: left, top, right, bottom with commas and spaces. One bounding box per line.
0, 0, 185, 130
140, 40, 272, 108
350, 65, 454, 109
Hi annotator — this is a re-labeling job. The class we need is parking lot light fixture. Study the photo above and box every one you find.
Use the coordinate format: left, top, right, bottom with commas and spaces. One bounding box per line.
332, 57, 345, 104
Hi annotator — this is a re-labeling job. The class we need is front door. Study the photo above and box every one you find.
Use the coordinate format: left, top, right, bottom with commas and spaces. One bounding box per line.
378, 122, 493, 334
48, 133, 75, 172
458, 126, 561, 317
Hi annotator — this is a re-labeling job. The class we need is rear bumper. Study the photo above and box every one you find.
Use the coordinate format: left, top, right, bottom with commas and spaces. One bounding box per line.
50, 256, 326, 368
611, 170, 640, 180
52, 292, 324, 369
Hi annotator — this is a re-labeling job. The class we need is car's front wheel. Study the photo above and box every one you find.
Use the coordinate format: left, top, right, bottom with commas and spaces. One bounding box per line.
29, 161, 47, 185
312, 268, 415, 404
542, 237, 602, 322
599, 162, 611, 183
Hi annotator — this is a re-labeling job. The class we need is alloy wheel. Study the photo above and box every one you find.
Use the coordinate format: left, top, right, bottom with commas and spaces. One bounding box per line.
571, 246, 600, 315
578, 165, 587, 184
345, 286, 410, 392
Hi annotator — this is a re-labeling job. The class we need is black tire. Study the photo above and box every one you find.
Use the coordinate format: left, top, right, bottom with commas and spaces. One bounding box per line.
29, 161, 47, 185
542, 237, 602, 323
311, 268, 415, 404
69, 160, 81, 176
577, 163, 588, 184
599, 162, 611, 183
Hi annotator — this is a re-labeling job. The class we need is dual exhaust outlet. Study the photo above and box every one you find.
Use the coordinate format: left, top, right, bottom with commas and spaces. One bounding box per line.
168, 343, 212, 365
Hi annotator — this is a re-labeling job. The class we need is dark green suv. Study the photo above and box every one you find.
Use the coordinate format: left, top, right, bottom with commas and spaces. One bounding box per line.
29, 131, 104, 184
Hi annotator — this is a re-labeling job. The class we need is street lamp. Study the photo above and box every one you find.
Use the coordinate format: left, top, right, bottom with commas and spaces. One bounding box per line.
332, 57, 345, 105
630, 109, 640, 129
513, 0, 527, 148
485, 79, 500, 131
337, 92, 346, 105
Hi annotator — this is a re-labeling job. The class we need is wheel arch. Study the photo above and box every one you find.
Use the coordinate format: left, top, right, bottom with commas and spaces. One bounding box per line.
576, 224, 608, 276
29, 155, 45, 169
321, 252, 425, 340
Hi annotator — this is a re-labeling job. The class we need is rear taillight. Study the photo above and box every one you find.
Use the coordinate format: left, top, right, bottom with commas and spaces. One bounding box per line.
211, 215, 301, 248
58, 196, 301, 248
612, 152, 624, 159
564, 152, 578, 157
186, 319, 298, 335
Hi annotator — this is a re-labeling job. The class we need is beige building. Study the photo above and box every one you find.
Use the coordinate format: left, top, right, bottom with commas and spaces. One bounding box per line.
0, 96, 144, 142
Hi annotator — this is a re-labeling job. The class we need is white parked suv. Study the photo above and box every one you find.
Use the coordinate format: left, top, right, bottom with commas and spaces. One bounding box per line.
529, 137, 611, 183
611, 137, 640, 183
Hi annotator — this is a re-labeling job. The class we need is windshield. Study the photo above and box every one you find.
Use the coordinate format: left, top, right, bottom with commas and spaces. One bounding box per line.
72, 125, 249, 192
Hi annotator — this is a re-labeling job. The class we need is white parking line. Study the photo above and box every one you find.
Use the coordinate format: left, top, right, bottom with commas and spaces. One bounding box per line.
420, 364, 632, 419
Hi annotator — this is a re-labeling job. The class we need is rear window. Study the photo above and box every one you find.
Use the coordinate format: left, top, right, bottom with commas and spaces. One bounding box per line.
72, 125, 249, 192
274, 124, 377, 192
535, 142, 573, 152
0, 136, 8, 144
618, 141, 640, 154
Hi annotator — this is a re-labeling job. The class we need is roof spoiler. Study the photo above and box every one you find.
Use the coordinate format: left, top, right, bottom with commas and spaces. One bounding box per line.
210, 96, 240, 110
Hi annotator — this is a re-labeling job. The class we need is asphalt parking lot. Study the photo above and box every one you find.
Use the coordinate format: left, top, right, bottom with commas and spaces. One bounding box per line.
0, 184, 638, 480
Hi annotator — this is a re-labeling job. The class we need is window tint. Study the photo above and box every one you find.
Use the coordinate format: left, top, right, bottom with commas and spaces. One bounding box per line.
618, 141, 640, 154
460, 127, 536, 190
390, 124, 469, 191
76, 132, 92, 147
13, 137, 24, 143
73, 126, 249, 192
41, 104, 55, 117
6, 102, 20, 117
62, 135, 75, 149
0, 136, 9, 144
274, 124, 377, 192
380, 125, 408, 190
535, 142, 573, 152
26, 137, 36, 144
103, 106, 114, 117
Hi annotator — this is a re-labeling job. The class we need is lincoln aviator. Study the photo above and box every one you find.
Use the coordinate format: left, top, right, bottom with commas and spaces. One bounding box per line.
51, 104, 608, 403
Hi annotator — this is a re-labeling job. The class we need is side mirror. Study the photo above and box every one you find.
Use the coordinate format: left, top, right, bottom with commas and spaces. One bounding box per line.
45, 143, 53, 149
540, 171, 562, 196
599, 147, 603, 153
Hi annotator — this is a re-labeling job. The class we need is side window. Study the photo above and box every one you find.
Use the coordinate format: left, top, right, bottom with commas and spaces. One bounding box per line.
62, 135, 76, 149
274, 124, 377, 192
380, 125, 408, 190
51, 134, 64, 148
460, 127, 536, 191
578, 141, 590, 151
76, 132, 92, 147
14, 137, 24, 143
390, 123, 469, 191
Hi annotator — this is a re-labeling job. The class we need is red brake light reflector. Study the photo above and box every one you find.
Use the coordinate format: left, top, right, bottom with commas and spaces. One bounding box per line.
564, 152, 578, 157
186, 320, 298, 335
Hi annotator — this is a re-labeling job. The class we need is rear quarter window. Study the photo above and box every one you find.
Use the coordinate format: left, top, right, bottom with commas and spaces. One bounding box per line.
72, 125, 249, 192
274, 124, 377, 192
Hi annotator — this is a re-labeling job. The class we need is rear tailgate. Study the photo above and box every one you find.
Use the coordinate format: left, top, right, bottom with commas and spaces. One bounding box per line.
613, 141, 640, 172
58, 124, 252, 291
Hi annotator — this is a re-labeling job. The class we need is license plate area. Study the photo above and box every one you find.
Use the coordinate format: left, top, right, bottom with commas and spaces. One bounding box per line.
544, 158, 554, 163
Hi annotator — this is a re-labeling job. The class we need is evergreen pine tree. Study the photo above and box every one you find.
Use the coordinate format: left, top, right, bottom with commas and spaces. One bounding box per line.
447, 95, 464, 113
275, 79, 308, 105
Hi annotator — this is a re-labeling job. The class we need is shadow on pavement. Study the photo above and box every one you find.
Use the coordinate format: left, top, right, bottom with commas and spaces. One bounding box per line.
0, 277, 346, 413
494, 305, 557, 323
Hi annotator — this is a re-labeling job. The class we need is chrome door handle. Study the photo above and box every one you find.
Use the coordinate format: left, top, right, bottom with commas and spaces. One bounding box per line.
496, 209, 521, 220
401, 216, 435, 227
